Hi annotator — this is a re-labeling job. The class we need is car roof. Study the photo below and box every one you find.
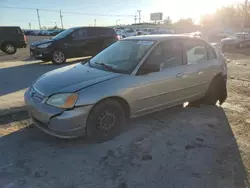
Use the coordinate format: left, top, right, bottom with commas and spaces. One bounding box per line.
122, 34, 198, 42
0, 26, 21, 29
70, 26, 114, 30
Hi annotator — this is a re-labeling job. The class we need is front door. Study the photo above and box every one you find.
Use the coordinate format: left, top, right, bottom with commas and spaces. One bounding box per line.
131, 40, 188, 116
65, 28, 88, 58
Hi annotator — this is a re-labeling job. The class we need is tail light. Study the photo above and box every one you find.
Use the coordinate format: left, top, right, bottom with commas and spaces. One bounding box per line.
116, 35, 121, 40
24, 35, 27, 42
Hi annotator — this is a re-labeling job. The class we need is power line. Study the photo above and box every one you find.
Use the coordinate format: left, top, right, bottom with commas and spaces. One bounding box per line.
0, 6, 134, 17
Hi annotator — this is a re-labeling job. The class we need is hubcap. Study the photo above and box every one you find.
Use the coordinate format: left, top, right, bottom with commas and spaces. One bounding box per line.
96, 111, 116, 133
6, 45, 14, 53
53, 51, 65, 63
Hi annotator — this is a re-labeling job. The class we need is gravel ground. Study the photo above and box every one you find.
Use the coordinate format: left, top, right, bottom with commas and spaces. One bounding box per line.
0, 53, 249, 188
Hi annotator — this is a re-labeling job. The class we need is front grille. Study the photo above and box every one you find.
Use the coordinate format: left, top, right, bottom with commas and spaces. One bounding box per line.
30, 87, 44, 103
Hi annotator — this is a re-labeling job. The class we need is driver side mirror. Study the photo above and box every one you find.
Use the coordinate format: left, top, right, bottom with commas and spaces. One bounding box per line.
138, 63, 160, 75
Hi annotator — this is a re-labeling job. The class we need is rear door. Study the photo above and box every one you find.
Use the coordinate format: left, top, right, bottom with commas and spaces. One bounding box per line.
180, 38, 219, 100
87, 28, 117, 55
102, 28, 118, 48
87, 28, 105, 55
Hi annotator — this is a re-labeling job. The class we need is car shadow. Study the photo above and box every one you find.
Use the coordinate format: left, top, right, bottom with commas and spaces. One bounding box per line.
0, 106, 248, 188
0, 57, 89, 97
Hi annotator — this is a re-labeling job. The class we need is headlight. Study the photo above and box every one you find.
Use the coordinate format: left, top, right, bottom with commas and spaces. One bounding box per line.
46, 93, 78, 109
37, 43, 52, 48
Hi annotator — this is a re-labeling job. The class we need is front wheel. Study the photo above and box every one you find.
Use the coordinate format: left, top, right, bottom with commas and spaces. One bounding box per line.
52, 50, 66, 64
86, 100, 126, 143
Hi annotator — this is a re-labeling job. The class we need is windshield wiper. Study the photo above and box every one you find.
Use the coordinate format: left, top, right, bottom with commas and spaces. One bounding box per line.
87, 59, 92, 67
94, 62, 117, 72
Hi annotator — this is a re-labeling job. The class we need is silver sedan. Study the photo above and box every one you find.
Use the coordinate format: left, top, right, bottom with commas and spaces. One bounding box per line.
25, 35, 227, 142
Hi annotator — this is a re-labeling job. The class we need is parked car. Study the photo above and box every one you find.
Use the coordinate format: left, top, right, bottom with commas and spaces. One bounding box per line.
221, 32, 250, 52
0, 26, 27, 54
120, 29, 138, 38
25, 35, 227, 141
149, 30, 170, 35
30, 27, 119, 64
37, 30, 49, 36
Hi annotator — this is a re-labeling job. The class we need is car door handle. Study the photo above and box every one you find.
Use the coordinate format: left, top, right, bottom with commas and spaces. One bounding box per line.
176, 73, 184, 77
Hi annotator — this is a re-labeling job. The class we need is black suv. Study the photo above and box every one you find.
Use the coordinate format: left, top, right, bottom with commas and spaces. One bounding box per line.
0, 26, 27, 54
30, 27, 119, 64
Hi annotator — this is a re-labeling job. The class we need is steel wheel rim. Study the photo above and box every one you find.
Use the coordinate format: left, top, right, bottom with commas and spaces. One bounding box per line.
96, 111, 116, 133
6, 45, 14, 53
53, 51, 65, 63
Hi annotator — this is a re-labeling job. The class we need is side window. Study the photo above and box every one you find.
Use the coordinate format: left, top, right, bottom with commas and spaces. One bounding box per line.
161, 40, 182, 69
88, 28, 101, 37
3, 28, 19, 35
72, 29, 87, 39
184, 39, 207, 64
146, 43, 164, 65
146, 40, 183, 69
207, 45, 217, 60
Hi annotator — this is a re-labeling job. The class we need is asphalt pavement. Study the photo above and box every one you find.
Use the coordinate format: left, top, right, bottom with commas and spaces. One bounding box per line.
0, 49, 89, 115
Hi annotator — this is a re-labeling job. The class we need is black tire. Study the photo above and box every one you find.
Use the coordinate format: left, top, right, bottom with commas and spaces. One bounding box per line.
203, 77, 224, 105
2, 43, 16, 55
51, 50, 66, 64
86, 99, 126, 143
189, 76, 227, 107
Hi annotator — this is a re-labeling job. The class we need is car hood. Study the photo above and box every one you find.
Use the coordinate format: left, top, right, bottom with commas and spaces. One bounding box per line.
31, 38, 55, 46
33, 63, 121, 96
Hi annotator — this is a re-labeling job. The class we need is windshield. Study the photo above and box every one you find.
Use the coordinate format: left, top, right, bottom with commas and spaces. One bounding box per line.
88, 40, 155, 74
52, 28, 74, 40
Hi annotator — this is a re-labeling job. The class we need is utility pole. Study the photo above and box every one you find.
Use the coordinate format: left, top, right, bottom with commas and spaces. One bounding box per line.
137, 10, 141, 23
29, 22, 31, 30
134, 15, 137, 24
36, 9, 41, 30
60, 10, 64, 29
94, 19, 96, 26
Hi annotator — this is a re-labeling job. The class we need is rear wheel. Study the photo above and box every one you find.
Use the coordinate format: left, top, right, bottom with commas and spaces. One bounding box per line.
52, 50, 66, 64
189, 76, 227, 107
203, 78, 222, 105
86, 99, 126, 142
3, 43, 16, 54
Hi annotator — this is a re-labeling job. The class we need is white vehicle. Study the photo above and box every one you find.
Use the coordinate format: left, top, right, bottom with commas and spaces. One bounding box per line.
119, 29, 137, 38
139, 28, 155, 35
